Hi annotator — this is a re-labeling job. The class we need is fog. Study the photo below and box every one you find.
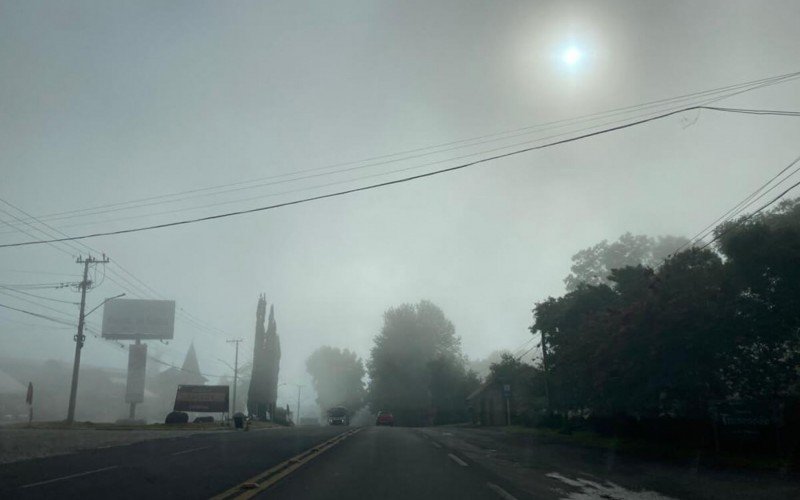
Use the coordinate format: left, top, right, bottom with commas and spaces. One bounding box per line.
2, 0, 799, 421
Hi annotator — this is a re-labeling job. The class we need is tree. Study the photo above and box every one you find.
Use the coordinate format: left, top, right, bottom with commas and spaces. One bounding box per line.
564, 233, 690, 291
467, 350, 513, 380
367, 300, 477, 425
530, 200, 800, 420
306, 346, 366, 413
489, 354, 543, 396
714, 198, 800, 400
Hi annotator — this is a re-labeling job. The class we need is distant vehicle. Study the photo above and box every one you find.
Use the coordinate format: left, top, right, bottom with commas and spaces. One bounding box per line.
299, 416, 320, 426
375, 410, 395, 426
165, 411, 189, 424
327, 406, 350, 426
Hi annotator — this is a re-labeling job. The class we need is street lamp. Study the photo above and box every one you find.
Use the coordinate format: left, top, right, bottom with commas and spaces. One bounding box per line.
85, 293, 126, 319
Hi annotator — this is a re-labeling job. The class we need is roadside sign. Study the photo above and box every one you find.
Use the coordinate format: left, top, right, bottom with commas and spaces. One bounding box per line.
102, 299, 176, 340
125, 344, 147, 404
502, 384, 511, 398
25, 382, 33, 404
174, 385, 230, 412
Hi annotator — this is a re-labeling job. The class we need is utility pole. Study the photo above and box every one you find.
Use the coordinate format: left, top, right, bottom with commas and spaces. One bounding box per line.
295, 384, 304, 424
226, 338, 243, 417
66, 254, 110, 424
540, 329, 552, 415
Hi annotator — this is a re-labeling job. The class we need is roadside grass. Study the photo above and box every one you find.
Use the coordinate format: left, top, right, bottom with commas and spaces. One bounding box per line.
500, 425, 793, 472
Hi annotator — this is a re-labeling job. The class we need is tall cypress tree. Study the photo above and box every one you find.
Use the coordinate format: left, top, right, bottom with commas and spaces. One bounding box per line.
247, 295, 268, 419
246, 296, 281, 420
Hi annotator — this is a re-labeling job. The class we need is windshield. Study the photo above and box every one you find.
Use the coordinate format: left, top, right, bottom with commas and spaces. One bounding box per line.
1, 2, 798, 500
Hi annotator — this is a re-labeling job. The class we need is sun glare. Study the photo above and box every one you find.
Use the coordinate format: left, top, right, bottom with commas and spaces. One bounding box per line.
562, 47, 583, 67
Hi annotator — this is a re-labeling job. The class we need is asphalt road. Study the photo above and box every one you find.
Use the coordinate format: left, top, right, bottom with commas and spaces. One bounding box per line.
0, 426, 530, 500
263, 426, 529, 500
0, 426, 348, 500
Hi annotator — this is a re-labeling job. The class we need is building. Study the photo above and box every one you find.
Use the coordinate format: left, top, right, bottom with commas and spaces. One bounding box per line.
466, 381, 511, 426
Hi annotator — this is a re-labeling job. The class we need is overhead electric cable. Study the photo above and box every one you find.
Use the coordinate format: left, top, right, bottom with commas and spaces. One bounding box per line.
29, 97, 800, 235
0, 289, 76, 319
0, 301, 76, 326
0, 196, 229, 342
0, 201, 229, 382
698, 178, 800, 250
0, 286, 79, 305
5, 70, 799, 228
3, 104, 799, 249
674, 154, 800, 253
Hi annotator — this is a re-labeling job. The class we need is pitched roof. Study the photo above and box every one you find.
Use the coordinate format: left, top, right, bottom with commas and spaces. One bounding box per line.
182, 342, 201, 375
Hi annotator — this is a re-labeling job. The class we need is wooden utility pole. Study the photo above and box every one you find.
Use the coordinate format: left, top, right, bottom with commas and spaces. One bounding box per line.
540, 329, 553, 415
66, 255, 109, 424
226, 338, 244, 416
295, 384, 304, 424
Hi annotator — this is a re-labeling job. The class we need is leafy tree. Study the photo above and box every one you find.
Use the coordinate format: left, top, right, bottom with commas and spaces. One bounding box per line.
564, 232, 690, 291
306, 346, 366, 413
368, 300, 477, 425
714, 198, 800, 400
531, 199, 800, 420
467, 350, 513, 380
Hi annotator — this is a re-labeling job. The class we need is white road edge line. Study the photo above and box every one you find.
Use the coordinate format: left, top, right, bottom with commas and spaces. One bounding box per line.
447, 453, 468, 466
171, 446, 211, 456
20, 466, 120, 489
487, 482, 518, 500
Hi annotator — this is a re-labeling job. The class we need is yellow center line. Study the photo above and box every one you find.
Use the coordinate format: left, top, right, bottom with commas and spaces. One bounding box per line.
209, 428, 362, 500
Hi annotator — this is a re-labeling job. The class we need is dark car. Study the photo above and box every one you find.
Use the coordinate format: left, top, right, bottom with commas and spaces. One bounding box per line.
375, 410, 395, 426
327, 406, 350, 425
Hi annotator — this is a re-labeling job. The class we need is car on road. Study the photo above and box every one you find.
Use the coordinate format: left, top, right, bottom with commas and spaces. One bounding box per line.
375, 410, 395, 426
327, 406, 350, 426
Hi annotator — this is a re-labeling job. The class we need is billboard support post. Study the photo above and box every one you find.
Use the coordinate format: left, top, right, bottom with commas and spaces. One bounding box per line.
125, 337, 147, 419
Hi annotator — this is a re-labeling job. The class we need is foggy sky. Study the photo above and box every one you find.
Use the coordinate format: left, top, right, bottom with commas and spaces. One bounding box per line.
2, 1, 800, 412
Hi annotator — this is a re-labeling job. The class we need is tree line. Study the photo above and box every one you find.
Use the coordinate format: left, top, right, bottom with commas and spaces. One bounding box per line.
305, 197, 799, 429
307, 300, 479, 426
533, 198, 800, 421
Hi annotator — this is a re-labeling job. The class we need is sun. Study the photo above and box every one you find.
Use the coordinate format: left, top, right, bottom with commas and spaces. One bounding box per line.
561, 47, 583, 67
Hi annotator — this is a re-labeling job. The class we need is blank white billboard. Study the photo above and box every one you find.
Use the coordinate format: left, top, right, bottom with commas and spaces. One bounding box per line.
101, 299, 176, 340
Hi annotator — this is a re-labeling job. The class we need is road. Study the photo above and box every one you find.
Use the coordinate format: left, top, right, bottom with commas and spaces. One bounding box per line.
3, 425, 795, 499
0, 425, 530, 500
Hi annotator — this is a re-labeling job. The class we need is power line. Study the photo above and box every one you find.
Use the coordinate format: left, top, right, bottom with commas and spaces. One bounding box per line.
0, 268, 80, 277
516, 346, 537, 362
673, 154, 800, 254
0, 199, 229, 382
698, 178, 800, 251
3, 104, 798, 250
0, 286, 79, 305
4, 70, 799, 231
509, 337, 535, 357
0, 281, 77, 290
0, 195, 229, 343
0, 289, 76, 318
0, 301, 76, 326
0, 314, 75, 330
